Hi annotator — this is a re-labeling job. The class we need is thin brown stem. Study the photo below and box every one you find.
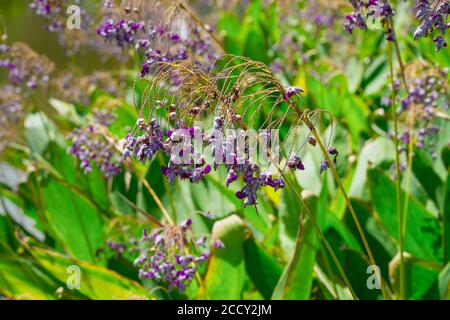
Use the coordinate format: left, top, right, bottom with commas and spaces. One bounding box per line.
307, 121, 389, 300
281, 171, 358, 300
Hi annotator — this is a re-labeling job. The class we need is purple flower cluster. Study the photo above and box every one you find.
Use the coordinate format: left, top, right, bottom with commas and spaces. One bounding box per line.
139, 46, 189, 78
0, 43, 53, 90
212, 117, 285, 207
29, 0, 64, 32
161, 126, 212, 184
0, 85, 23, 143
287, 155, 305, 171
232, 164, 285, 207
123, 118, 212, 184
384, 65, 449, 160
68, 109, 121, 178
96, 2, 217, 77
344, 0, 394, 34
96, 18, 145, 48
134, 219, 212, 292
413, 0, 449, 51
122, 118, 165, 162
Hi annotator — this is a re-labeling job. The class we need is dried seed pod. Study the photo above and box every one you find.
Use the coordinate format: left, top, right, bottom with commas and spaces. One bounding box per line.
190, 106, 201, 115
328, 146, 338, 155
137, 118, 146, 130
308, 136, 316, 146
169, 111, 177, 120
232, 114, 242, 122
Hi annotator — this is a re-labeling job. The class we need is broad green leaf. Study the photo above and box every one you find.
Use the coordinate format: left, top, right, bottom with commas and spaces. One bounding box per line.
31, 248, 148, 299
438, 263, 450, 299
45, 142, 110, 213
0, 257, 61, 300
48, 98, 81, 125
368, 169, 442, 263
217, 12, 242, 55
444, 172, 450, 264
412, 148, 443, 205
349, 137, 395, 199
243, 237, 283, 299
37, 178, 105, 263
345, 57, 364, 93
389, 253, 439, 300
278, 177, 302, 256
24, 112, 64, 155
199, 214, 248, 299
0, 196, 44, 241
341, 94, 369, 149
272, 194, 318, 300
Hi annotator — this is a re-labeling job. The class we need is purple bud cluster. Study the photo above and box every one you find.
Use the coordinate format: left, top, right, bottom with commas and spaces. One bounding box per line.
67, 109, 121, 177
161, 125, 211, 184
29, 0, 64, 32
212, 117, 285, 207
96, 18, 145, 48
122, 118, 165, 162
96, 2, 217, 77
320, 147, 339, 174
385, 66, 449, 159
287, 155, 305, 170
134, 218, 213, 292
122, 118, 212, 185
344, 0, 394, 34
413, 0, 449, 51
0, 43, 53, 90
283, 86, 304, 101
0, 85, 23, 142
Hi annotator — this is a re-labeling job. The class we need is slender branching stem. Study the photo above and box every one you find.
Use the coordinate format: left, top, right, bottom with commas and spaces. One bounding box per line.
306, 119, 390, 300
281, 171, 358, 300
140, 175, 174, 225
388, 15, 414, 300
387, 40, 405, 300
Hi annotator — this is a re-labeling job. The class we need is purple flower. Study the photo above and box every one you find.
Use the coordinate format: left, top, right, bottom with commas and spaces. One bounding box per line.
213, 240, 225, 249
283, 86, 304, 100
135, 221, 211, 292
320, 160, 330, 174
67, 109, 121, 178
180, 218, 193, 228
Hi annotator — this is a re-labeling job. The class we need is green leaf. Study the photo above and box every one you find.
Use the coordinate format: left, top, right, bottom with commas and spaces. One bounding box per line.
37, 178, 105, 263
24, 113, 65, 155
341, 94, 369, 149
45, 142, 110, 213
389, 253, 439, 300
0, 196, 45, 241
278, 176, 302, 256
438, 263, 450, 299
349, 137, 395, 199
217, 12, 242, 55
199, 214, 248, 299
412, 148, 443, 205
31, 248, 148, 299
272, 194, 318, 300
0, 257, 61, 299
243, 237, 283, 299
368, 169, 442, 263
345, 57, 364, 93
444, 171, 450, 264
